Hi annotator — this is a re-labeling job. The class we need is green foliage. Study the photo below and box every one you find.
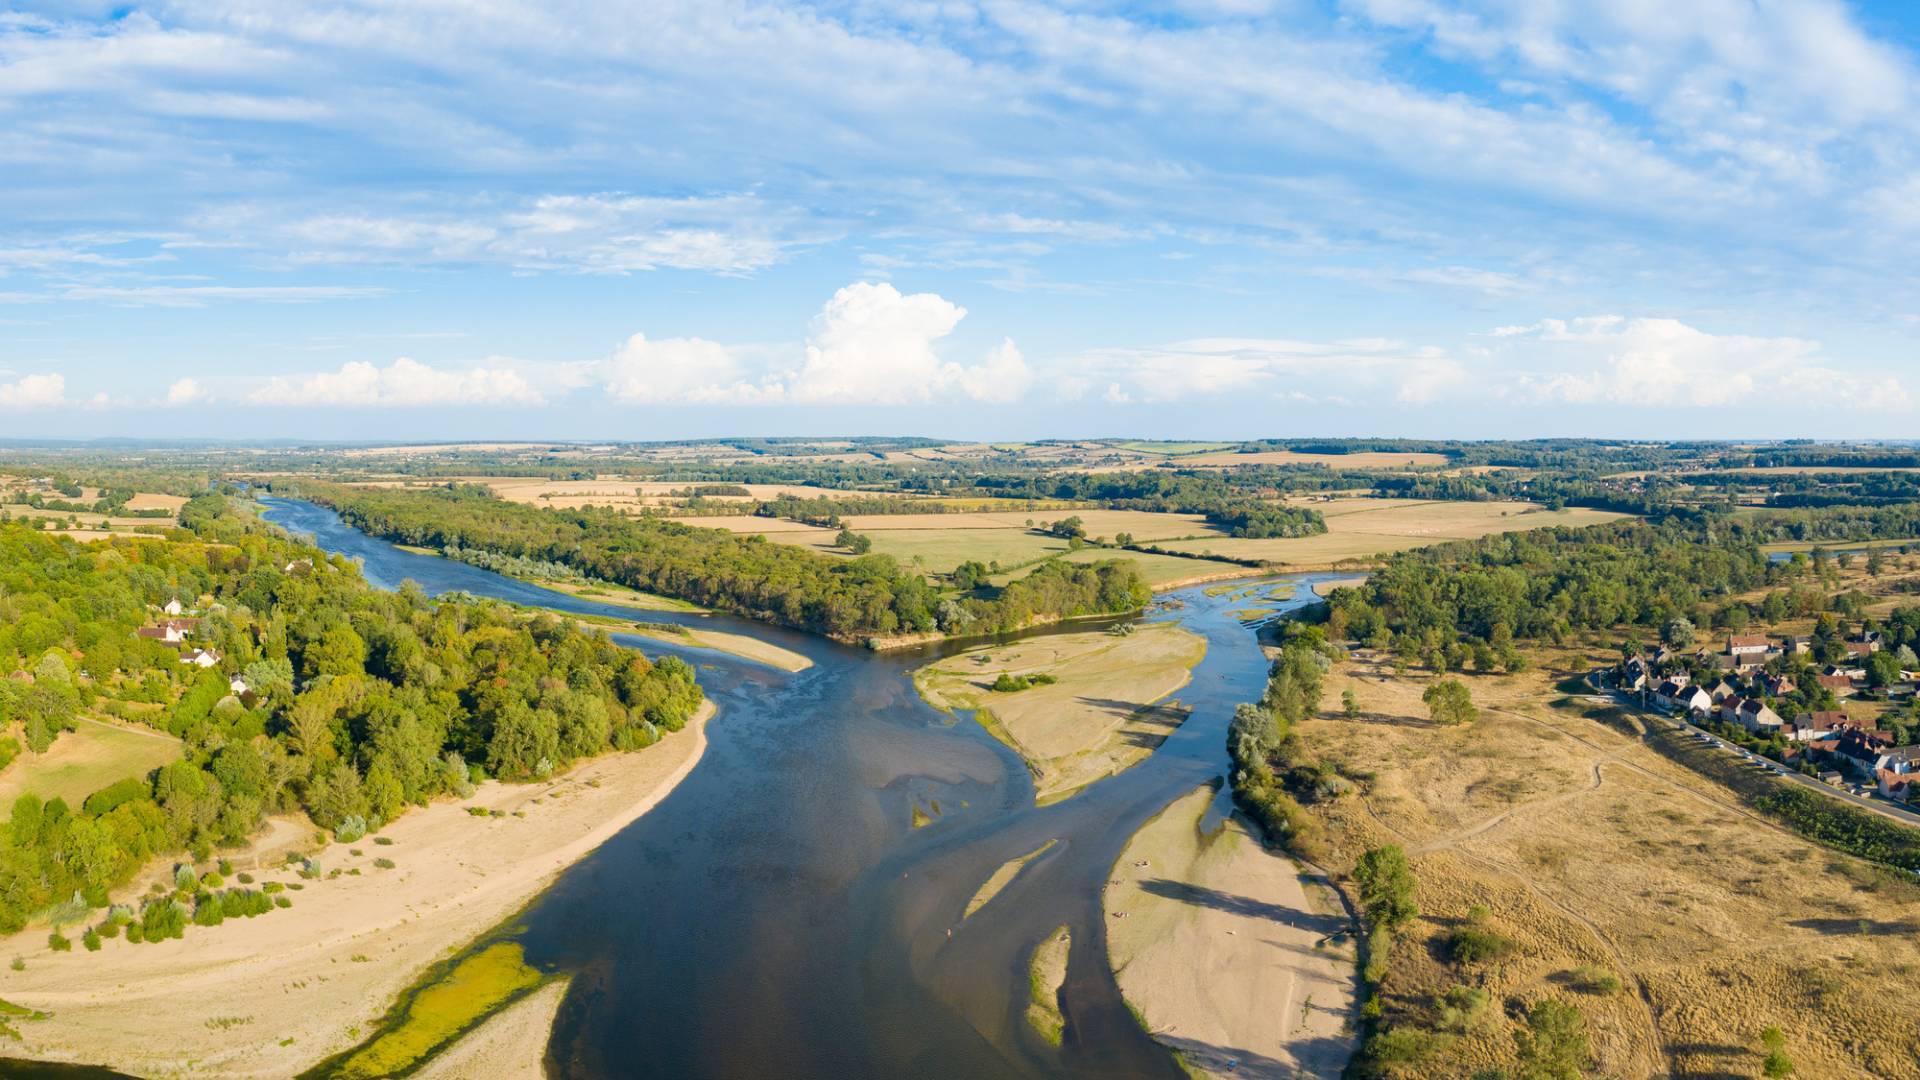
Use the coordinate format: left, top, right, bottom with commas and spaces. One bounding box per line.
989, 672, 1056, 692
1565, 965, 1620, 995
304, 483, 1150, 640
46, 932, 69, 952
81, 928, 100, 952
0, 496, 708, 935
1353, 844, 1419, 931
1422, 679, 1477, 726
1514, 999, 1591, 1080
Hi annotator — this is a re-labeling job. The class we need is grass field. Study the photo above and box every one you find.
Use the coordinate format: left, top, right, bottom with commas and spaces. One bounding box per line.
1109, 441, 1239, 456
914, 623, 1206, 803
0, 718, 181, 816
1302, 649, 1920, 1079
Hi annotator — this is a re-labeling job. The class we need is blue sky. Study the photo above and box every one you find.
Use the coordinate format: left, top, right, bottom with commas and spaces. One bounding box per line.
4, 0, 1920, 441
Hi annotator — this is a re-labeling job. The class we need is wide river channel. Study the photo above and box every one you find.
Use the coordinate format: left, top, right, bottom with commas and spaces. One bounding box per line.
260, 498, 1336, 1080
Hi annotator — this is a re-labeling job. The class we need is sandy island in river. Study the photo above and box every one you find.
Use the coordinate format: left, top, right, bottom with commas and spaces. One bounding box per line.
914, 623, 1206, 803
1105, 786, 1358, 1079
0, 700, 715, 1078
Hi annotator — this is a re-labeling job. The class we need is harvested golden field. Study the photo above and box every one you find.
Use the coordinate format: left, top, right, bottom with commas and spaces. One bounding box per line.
1183, 450, 1451, 469
1154, 501, 1628, 567
915, 623, 1206, 803
1300, 650, 1920, 1080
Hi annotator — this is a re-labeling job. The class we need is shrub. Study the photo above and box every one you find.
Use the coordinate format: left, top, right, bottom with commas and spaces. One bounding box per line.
373, 858, 395, 870
124, 925, 144, 944
1566, 965, 1621, 995
1448, 927, 1516, 965
335, 815, 368, 843
216, 858, 234, 876
237, 872, 254, 885
274, 896, 292, 909
199, 872, 224, 890
373, 836, 394, 846
82, 930, 100, 952
173, 864, 198, 890
47, 932, 70, 952
97, 920, 120, 940
1435, 984, 1493, 1033
262, 881, 284, 894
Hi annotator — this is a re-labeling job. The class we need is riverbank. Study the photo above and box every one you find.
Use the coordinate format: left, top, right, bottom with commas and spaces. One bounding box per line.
558, 610, 812, 672
0, 700, 716, 1078
1104, 786, 1358, 1079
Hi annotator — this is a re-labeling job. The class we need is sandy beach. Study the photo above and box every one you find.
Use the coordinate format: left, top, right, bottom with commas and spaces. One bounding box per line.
1105, 786, 1358, 1079
0, 699, 716, 1077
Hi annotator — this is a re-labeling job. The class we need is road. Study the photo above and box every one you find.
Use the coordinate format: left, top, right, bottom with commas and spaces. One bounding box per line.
1601, 689, 1920, 828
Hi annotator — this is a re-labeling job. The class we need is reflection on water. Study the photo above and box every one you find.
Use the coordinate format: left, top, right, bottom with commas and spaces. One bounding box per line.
263, 499, 1335, 1079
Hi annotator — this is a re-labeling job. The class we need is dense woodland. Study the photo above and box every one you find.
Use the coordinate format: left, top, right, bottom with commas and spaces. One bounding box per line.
295, 483, 1152, 641
0, 495, 703, 935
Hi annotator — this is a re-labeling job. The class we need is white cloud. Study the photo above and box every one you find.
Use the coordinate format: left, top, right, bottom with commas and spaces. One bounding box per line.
164, 377, 206, 406
595, 282, 1032, 406
0, 373, 66, 409
789, 282, 1030, 404
1493, 315, 1908, 409
1070, 336, 1468, 405
601, 333, 771, 404
59, 284, 388, 307
247, 357, 542, 407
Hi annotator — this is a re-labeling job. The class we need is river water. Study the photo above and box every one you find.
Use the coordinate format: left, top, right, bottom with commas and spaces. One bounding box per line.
258, 498, 1335, 1080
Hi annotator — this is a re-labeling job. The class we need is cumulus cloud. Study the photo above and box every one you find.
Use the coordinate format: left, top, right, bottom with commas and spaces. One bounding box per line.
601, 333, 772, 405
0, 373, 66, 409
596, 282, 1032, 406
164, 377, 206, 406
788, 282, 1032, 405
248, 357, 542, 407
1494, 316, 1908, 409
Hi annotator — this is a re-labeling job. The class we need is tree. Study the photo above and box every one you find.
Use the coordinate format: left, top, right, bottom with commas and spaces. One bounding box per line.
1514, 998, 1591, 1080
1423, 679, 1477, 726
1866, 649, 1902, 689
1352, 844, 1418, 930
1662, 616, 1695, 649
1342, 689, 1359, 719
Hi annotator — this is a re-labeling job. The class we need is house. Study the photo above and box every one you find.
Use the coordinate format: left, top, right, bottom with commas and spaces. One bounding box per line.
1877, 770, 1913, 803
180, 648, 221, 668
284, 558, 314, 574
1707, 679, 1740, 703
1832, 729, 1896, 778
1755, 672, 1796, 697
1789, 711, 1849, 742
1816, 674, 1859, 698
1844, 641, 1879, 659
1728, 634, 1772, 656
162, 598, 184, 617
1654, 681, 1713, 715
1732, 698, 1785, 734
1784, 635, 1813, 656
229, 675, 251, 696
135, 618, 197, 645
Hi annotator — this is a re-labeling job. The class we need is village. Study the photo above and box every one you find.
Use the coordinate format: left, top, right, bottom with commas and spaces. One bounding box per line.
1600, 627, 1920, 809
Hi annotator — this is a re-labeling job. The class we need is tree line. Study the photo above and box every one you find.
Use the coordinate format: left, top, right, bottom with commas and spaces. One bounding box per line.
294, 483, 1152, 642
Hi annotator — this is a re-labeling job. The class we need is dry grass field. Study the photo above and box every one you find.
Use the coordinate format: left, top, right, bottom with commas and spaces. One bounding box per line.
1300, 649, 1920, 1079
0, 718, 182, 818
915, 623, 1206, 803
1153, 500, 1628, 566
1182, 450, 1451, 469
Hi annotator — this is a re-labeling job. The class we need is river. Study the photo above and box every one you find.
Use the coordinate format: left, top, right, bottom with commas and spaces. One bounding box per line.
258, 498, 1336, 1079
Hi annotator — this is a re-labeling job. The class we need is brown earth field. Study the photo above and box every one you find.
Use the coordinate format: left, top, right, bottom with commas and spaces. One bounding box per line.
1299, 647, 1920, 1079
